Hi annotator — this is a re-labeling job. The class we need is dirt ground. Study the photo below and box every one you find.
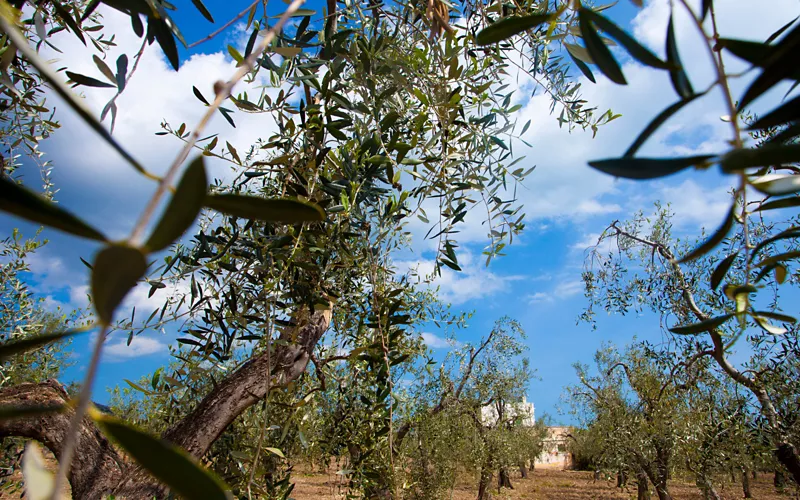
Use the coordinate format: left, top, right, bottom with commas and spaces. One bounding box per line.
292, 465, 800, 500
1, 459, 797, 499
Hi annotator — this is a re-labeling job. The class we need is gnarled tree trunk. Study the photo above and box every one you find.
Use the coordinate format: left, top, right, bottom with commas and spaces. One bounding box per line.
742, 467, 752, 499
637, 470, 650, 500
497, 467, 513, 490
0, 307, 331, 499
477, 462, 493, 500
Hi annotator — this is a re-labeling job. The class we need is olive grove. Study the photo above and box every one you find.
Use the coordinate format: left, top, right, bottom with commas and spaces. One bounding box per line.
0, 0, 798, 496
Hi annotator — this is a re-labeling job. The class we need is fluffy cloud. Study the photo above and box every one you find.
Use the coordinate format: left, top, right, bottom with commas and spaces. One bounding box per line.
421, 332, 460, 349
34, 7, 289, 239
527, 280, 584, 305
398, 251, 524, 305
105, 335, 167, 360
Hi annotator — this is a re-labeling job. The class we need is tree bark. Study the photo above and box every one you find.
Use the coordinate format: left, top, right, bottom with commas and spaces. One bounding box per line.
742, 467, 753, 499
694, 472, 720, 500
0, 306, 332, 499
774, 468, 786, 493
518, 463, 528, 479
498, 467, 513, 489
776, 442, 800, 486
637, 470, 651, 500
477, 461, 493, 500
617, 470, 628, 488
0, 380, 125, 499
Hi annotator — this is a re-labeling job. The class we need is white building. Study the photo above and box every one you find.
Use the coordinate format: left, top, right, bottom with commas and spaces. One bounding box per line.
480, 396, 535, 427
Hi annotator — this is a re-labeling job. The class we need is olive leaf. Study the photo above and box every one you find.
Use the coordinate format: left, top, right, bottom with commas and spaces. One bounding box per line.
669, 314, 734, 335
624, 95, 701, 157
720, 144, 800, 172
0, 176, 107, 241
145, 156, 208, 252
0, 329, 85, 362
579, 9, 669, 69
476, 13, 554, 45
710, 253, 737, 291
677, 207, 735, 263
91, 410, 231, 499
191, 0, 214, 22
579, 9, 626, 85
92, 245, 148, 324
206, 195, 326, 223
588, 155, 714, 179
666, 14, 693, 99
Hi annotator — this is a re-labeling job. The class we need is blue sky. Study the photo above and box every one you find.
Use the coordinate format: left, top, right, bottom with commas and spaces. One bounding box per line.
2, 0, 799, 424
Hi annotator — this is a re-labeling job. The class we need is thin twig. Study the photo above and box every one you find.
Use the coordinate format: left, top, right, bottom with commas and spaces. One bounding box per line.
129, 0, 306, 245
188, 0, 261, 49
51, 325, 108, 499
103, 36, 148, 134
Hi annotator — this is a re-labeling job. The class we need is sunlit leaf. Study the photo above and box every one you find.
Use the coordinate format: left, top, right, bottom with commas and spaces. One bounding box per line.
566, 44, 595, 83
206, 195, 326, 223
775, 263, 788, 284
22, 442, 54, 500
273, 47, 301, 58
91, 410, 230, 499
145, 157, 208, 252
753, 315, 787, 335
588, 155, 713, 179
92, 245, 148, 324
265, 447, 285, 458
476, 13, 554, 45
0, 177, 107, 241
750, 173, 800, 196
669, 314, 734, 335
92, 55, 117, 84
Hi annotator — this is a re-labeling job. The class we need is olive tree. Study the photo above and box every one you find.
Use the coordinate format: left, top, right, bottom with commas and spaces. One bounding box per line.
0, 0, 607, 495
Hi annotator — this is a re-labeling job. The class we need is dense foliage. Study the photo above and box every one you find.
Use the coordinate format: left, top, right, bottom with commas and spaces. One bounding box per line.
0, 0, 799, 497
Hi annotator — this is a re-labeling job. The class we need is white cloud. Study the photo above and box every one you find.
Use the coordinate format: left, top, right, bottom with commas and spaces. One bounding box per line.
398, 251, 524, 305
421, 332, 460, 349
656, 179, 732, 231
105, 335, 166, 360
527, 280, 584, 305
35, 7, 290, 239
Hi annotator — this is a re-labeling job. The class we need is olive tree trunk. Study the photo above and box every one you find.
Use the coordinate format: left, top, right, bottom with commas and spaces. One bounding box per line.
0, 307, 332, 499
742, 467, 753, 499
637, 470, 651, 500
